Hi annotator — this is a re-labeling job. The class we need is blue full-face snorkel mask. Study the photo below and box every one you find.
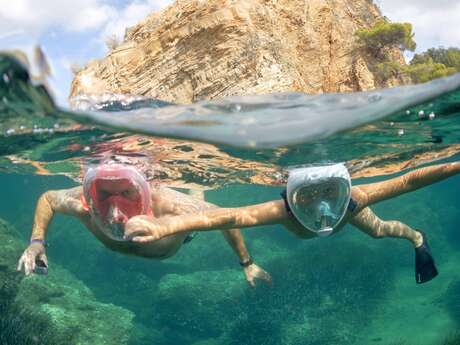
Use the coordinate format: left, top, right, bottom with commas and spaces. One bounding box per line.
286, 163, 351, 237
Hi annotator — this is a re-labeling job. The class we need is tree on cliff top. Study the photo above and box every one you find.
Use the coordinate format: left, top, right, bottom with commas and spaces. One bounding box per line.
356, 20, 459, 84
356, 20, 416, 58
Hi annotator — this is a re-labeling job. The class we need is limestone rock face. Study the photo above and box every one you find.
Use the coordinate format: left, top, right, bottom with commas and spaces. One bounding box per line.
70, 0, 406, 103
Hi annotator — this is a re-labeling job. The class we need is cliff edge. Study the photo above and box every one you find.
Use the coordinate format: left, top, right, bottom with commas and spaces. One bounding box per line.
70, 0, 406, 103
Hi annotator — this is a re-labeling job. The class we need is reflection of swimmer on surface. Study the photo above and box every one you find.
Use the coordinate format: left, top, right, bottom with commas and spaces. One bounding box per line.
17, 163, 271, 287
123, 161, 460, 284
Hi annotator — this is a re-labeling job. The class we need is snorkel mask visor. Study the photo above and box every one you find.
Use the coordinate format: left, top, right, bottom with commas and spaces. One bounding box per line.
82, 164, 152, 241
286, 163, 351, 237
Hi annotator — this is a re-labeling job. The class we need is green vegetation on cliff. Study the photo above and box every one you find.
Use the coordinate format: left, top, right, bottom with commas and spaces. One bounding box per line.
355, 19, 415, 85
411, 47, 460, 69
407, 47, 460, 83
356, 20, 416, 58
356, 20, 459, 84
405, 60, 456, 83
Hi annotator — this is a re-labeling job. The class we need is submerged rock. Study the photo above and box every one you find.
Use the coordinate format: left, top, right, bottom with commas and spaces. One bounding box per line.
0, 218, 135, 345
149, 232, 401, 345
70, 0, 406, 104
155, 269, 246, 343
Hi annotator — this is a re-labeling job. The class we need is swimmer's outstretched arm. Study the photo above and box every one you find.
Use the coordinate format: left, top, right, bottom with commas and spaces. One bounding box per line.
17, 187, 86, 275
124, 200, 288, 243
31, 187, 86, 239
356, 161, 460, 207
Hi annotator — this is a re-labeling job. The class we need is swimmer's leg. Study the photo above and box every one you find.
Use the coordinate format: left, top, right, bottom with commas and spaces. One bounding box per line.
350, 207, 438, 284
350, 207, 422, 245
358, 161, 460, 206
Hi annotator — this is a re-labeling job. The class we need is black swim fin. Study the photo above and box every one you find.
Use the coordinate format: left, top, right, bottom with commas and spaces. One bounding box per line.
415, 231, 438, 284
183, 232, 197, 244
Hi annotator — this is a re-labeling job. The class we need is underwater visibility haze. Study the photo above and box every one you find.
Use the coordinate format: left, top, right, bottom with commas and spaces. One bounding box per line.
1, 52, 460, 345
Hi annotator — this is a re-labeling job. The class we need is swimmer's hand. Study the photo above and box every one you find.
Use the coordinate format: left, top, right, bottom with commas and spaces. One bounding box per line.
124, 215, 169, 242
244, 264, 272, 288
17, 242, 48, 276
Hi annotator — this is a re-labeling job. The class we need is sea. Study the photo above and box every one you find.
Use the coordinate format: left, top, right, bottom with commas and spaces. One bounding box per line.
1, 52, 460, 345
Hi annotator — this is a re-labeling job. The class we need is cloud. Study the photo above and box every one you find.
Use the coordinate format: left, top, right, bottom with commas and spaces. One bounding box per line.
378, 0, 460, 51
99, 0, 173, 43
0, 30, 25, 40
0, 0, 117, 37
0, 0, 174, 51
0, 1, 174, 106
67, 4, 118, 32
378, 0, 454, 11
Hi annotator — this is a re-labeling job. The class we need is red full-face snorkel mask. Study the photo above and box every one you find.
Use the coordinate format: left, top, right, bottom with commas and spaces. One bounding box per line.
82, 164, 152, 241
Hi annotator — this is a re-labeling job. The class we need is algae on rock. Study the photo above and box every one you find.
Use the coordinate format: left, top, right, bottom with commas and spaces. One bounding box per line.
155, 269, 246, 343
0, 218, 135, 345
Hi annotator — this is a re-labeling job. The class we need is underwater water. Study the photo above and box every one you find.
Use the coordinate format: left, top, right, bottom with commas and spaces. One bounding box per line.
1, 54, 460, 345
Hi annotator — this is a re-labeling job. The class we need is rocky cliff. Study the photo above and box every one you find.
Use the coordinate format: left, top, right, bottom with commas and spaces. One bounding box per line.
70, 0, 406, 103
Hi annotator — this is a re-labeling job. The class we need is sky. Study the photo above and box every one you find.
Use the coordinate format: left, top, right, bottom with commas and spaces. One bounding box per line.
1, 0, 459, 106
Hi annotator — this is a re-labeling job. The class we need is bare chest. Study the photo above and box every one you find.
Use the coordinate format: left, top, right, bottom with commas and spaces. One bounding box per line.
80, 214, 186, 259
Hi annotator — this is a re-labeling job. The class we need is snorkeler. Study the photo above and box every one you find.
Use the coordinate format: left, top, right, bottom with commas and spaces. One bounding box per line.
17, 163, 272, 287
122, 161, 460, 284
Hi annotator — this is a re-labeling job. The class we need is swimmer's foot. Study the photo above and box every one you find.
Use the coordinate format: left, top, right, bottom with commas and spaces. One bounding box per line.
415, 231, 438, 284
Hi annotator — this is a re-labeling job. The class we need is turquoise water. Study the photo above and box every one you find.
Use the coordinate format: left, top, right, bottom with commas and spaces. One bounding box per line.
1, 54, 460, 344
1, 171, 460, 344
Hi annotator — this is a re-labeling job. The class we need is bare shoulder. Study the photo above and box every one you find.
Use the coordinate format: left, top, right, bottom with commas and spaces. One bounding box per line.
48, 186, 82, 198
150, 185, 216, 216
46, 186, 87, 216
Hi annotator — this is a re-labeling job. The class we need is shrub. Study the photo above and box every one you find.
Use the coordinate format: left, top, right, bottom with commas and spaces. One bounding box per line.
375, 61, 403, 83
105, 34, 121, 51
411, 47, 460, 70
404, 58, 457, 83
